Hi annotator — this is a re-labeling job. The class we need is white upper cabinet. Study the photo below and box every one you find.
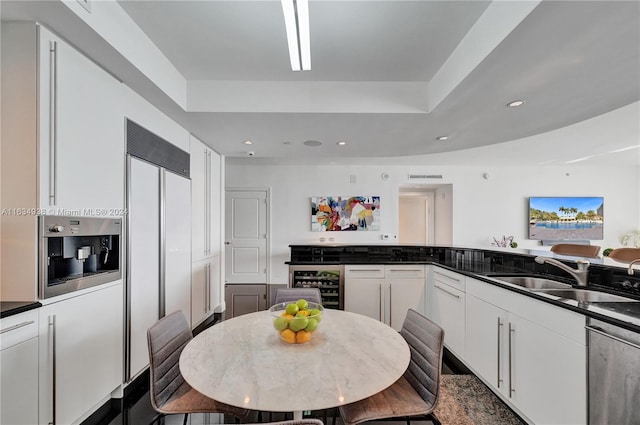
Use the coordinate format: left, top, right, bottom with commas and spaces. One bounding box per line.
191, 135, 222, 262
1, 23, 125, 214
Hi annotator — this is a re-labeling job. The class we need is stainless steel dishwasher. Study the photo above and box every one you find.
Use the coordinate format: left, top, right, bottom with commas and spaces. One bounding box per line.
586, 318, 640, 425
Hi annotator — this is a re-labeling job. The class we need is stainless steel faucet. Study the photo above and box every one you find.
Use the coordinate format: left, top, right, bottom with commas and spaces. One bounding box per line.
628, 259, 640, 276
534, 256, 590, 286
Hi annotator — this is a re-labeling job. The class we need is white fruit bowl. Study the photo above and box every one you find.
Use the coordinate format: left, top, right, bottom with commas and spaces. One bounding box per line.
269, 300, 324, 344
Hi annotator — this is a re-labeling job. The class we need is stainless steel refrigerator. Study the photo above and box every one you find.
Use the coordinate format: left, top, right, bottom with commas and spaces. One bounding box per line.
125, 119, 191, 382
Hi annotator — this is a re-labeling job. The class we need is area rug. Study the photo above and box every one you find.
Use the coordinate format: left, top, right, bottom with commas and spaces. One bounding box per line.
433, 374, 526, 425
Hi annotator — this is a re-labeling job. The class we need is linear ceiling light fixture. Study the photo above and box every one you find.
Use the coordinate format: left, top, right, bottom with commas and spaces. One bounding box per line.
281, 0, 310, 71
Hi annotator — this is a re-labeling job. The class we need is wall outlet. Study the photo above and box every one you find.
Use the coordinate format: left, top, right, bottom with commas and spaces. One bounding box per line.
381, 234, 398, 240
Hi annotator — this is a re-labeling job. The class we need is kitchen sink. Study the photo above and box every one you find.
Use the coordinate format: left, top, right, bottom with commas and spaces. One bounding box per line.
533, 289, 638, 303
488, 275, 573, 290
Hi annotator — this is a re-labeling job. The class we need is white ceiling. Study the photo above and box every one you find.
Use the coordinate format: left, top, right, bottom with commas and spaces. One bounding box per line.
2, 1, 639, 166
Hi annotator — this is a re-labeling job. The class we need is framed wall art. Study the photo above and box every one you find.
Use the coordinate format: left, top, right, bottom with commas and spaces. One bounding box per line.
311, 196, 380, 231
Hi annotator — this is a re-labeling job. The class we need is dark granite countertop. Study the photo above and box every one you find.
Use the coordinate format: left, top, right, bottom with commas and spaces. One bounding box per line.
1, 301, 42, 318
288, 244, 640, 334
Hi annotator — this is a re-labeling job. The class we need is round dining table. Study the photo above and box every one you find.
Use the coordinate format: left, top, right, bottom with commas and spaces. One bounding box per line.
180, 309, 410, 419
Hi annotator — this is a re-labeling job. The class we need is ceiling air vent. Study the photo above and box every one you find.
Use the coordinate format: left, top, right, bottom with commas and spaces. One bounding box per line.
407, 174, 443, 180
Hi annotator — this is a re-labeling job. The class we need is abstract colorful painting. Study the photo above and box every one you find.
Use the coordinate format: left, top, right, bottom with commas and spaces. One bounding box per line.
311, 196, 380, 231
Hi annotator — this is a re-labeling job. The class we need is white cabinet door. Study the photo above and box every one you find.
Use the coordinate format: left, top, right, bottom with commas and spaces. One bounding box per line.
128, 157, 160, 379
209, 151, 222, 257
508, 314, 587, 425
431, 280, 465, 357
39, 283, 123, 425
465, 295, 508, 394
192, 257, 215, 327
386, 265, 425, 331
344, 265, 385, 321
164, 170, 192, 322
38, 26, 124, 212
191, 137, 208, 262
344, 278, 383, 321
1, 311, 39, 425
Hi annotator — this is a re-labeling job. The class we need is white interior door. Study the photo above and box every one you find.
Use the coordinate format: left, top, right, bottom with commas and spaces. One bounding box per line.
399, 192, 435, 245
225, 190, 267, 284
128, 157, 160, 379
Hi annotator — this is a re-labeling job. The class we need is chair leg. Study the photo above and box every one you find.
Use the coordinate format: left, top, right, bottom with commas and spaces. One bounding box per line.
183, 413, 189, 425
332, 407, 338, 425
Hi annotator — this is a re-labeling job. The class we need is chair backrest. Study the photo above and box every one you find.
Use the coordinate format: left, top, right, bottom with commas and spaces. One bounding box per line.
550, 243, 600, 258
608, 247, 640, 263
273, 288, 322, 305
400, 309, 445, 410
147, 310, 193, 410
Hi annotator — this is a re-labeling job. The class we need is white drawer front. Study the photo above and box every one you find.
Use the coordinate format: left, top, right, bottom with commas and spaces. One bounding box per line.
385, 265, 425, 279
0, 310, 38, 350
345, 265, 385, 279
433, 266, 466, 291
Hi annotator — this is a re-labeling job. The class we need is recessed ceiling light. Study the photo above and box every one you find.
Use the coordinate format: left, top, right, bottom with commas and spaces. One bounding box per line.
303, 140, 322, 147
435, 136, 449, 141
336, 141, 347, 146
506, 100, 525, 107
243, 140, 253, 145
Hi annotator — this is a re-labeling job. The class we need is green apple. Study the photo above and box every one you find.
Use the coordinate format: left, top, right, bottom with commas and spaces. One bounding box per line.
289, 316, 309, 332
285, 303, 299, 315
305, 318, 319, 332
296, 299, 309, 310
308, 309, 322, 322
273, 316, 288, 331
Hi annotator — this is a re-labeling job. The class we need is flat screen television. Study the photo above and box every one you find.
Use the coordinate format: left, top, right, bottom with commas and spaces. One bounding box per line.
529, 196, 604, 241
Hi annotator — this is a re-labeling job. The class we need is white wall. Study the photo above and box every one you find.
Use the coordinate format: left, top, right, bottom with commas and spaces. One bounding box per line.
226, 163, 639, 284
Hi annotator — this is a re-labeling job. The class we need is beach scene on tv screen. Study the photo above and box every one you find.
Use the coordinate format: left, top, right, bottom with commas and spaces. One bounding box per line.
529, 197, 604, 240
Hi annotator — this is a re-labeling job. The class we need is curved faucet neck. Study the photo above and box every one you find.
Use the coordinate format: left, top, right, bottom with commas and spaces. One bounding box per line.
535, 257, 590, 286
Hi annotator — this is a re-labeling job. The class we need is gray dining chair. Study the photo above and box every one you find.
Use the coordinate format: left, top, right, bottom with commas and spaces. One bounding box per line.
147, 310, 252, 425
273, 288, 322, 305
338, 309, 445, 425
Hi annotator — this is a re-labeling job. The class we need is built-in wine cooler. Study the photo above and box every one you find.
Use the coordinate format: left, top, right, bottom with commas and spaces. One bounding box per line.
288, 265, 344, 310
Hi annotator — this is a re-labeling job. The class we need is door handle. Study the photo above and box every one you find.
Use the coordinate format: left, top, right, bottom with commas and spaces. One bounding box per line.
434, 284, 460, 299
379, 283, 383, 322
49, 40, 58, 206
497, 317, 503, 388
224, 241, 231, 245
508, 322, 515, 398
48, 315, 57, 425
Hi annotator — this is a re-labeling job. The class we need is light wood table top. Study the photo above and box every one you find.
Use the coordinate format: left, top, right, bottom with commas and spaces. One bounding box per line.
180, 309, 410, 417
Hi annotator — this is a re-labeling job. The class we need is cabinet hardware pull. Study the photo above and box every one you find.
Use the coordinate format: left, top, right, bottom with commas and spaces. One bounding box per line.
206, 151, 211, 255
388, 284, 392, 327
434, 284, 460, 299
207, 264, 211, 312
585, 325, 640, 350
203, 150, 208, 256
204, 264, 209, 314
497, 318, 503, 388
0, 320, 34, 334
49, 40, 58, 205
379, 283, 383, 322
388, 269, 422, 272
350, 269, 383, 273
508, 322, 515, 398
434, 271, 459, 282
49, 315, 57, 425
